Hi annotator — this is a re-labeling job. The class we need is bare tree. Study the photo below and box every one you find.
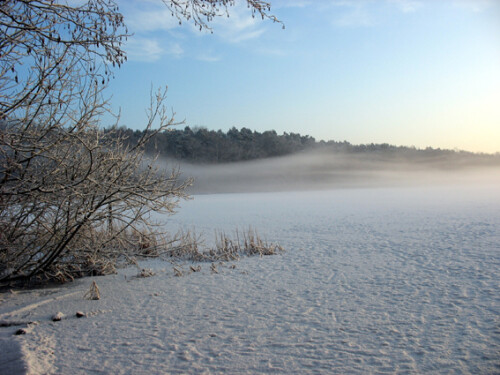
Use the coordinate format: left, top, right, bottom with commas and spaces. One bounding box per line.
0, 0, 279, 284
162, 0, 283, 30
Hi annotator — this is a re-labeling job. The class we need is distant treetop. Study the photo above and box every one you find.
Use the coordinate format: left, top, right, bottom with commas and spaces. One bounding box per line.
111, 126, 499, 165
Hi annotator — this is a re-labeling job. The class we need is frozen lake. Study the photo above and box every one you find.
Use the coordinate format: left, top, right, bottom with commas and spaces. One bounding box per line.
1, 184, 499, 374
162, 184, 500, 374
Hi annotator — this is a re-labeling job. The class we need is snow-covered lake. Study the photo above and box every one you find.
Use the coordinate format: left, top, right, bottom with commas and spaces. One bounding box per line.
168, 185, 500, 374
1, 184, 499, 374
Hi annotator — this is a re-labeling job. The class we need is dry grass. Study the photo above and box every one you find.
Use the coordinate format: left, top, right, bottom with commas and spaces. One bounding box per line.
84, 281, 101, 300
163, 228, 285, 263
12, 227, 284, 284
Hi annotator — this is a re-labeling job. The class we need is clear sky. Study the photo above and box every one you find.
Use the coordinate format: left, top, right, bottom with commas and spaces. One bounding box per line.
105, 0, 500, 153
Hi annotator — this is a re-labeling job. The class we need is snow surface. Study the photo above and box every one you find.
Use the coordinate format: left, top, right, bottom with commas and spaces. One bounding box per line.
1, 184, 499, 374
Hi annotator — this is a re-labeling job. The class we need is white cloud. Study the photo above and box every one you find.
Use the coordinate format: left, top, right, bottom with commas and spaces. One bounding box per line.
196, 53, 221, 62
122, 0, 269, 45
209, 1, 268, 43
126, 37, 164, 62
388, 0, 423, 13
272, 0, 312, 9
332, 2, 375, 28
256, 47, 287, 57
125, 7, 179, 33
125, 38, 184, 62
228, 28, 266, 43
328, 0, 425, 28
451, 0, 496, 13
168, 43, 184, 58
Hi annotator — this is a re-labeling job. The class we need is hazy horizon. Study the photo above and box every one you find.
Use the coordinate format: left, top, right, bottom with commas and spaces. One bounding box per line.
167, 148, 500, 194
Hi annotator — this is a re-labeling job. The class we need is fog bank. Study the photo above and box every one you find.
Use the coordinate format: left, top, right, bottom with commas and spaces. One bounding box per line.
168, 149, 500, 194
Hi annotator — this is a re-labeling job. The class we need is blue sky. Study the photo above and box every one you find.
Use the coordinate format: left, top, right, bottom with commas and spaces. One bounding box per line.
105, 0, 500, 153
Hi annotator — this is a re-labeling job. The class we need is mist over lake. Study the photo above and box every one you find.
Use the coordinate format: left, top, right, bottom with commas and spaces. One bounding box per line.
174, 148, 500, 194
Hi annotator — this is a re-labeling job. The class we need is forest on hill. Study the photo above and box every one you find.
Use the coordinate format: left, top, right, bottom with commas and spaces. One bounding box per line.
111, 126, 500, 166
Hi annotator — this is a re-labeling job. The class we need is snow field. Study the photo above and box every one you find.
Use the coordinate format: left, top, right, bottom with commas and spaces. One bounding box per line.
1, 185, 499, 374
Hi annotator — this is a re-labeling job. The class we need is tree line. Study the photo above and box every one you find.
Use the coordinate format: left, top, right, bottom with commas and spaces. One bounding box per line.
111, 125, 499, 164
112, 126, 316, 163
